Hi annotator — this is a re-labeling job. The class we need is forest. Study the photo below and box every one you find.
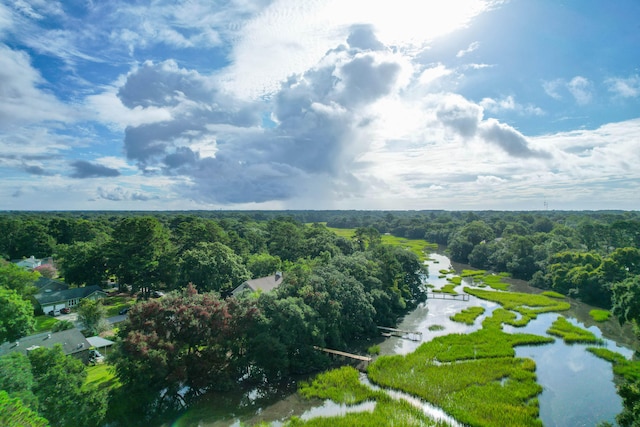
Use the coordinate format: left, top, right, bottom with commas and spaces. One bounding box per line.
0, 210, 639, 427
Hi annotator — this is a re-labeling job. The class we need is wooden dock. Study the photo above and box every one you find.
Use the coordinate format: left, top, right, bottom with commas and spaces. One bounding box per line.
377, 326, 423, 341
313, 346, 372, 369
427, 292, 470, 301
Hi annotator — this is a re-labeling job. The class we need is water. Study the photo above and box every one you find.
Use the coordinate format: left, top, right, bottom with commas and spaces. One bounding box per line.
172, 251, 638, 426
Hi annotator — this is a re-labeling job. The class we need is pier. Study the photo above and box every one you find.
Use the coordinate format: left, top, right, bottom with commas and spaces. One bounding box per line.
376, 326, 423, 341
427, 292, 470, 301
313, 346, 372, 370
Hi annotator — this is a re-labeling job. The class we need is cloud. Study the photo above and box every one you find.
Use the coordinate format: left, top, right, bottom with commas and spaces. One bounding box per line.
480, 95, 544, 116
70, 160, 120, 178
97, 186, 159, 201
606, 75, 640, 98
436, 94, 483, 137
456, 41, 479, 57
479, 119, 549, 158
22, 164, 51, 176
0, 45, 73, 126
567, 76, 592, 105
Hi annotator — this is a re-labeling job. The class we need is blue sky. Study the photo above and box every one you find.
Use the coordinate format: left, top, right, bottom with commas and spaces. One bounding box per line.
1, 0, 639, 210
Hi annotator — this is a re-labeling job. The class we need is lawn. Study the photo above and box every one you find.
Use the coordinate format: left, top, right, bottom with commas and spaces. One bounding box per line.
34, 315, 59, 332
101, 295, 135, 317
84, 363, 120, 391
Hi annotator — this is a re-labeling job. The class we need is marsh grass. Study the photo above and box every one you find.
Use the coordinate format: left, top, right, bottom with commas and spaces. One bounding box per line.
546, 316, 603, 344
541, 291, 565, 299
368, 312, 552, 427
450, 307, 485, 325
586, 347, 640, 381
295, 366, 447, 427
367, 345, 381, 355
428, 324, 445, 331
464, 287, 570, 326
433, 284, 458, 295
589, 309, 611, 322
478, 274, 510, 291
448, 276, 462, 285
461, 269, 486, 278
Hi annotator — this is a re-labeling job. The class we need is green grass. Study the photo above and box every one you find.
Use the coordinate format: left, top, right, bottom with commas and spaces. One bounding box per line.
368, 310, 553, 427
586, 347, 640, 381
294, 366, 447, 427
589, 309, 611, 322
428, 324, 445, 331
84, 363, 120, 391
34, 315, 59, 332
432, 283, 458, 295
322, 226, 437, 261
464, 287, 570, 326
450, 306, 485, 325
546, 316, 603, 344
541, 291, 565, 299
101, 295, 135, 317
461, 269, 486, 277
477, 274, 511, 291
367, 345, 380, 355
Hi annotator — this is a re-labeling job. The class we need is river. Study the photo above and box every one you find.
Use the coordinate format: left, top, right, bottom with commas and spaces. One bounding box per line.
170, 252, 639, 427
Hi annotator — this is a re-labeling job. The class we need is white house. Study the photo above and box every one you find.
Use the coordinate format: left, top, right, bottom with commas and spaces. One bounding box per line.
34, 285, 107, 315
231, 272, 283, 297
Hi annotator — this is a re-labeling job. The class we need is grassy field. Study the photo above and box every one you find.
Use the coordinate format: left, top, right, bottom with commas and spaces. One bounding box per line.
322, 225, 437, 261
101, 295, 135, 316
546, 316, 603, 344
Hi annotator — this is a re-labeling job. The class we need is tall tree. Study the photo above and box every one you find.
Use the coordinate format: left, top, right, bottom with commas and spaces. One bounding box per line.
0, 391, 48, 427
107, 217, 176, 294
0, 353, 38, 410
28, 345, 107, 427
76, 299, 108, 336
0, 262, 40, 297
0, 288, 35, 344
178, 242, 250, 293
56, 240, 108, 286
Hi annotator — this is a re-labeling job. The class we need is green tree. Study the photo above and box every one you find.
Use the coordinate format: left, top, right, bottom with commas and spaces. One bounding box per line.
0, 262, 40, 297
246, 252, 282, 278
76, 299, 108, 336
0, 390, 48, 427
617, 378, 640, 427
266, 219, 304, 262
178, 242, 250, 293
107, 217, 176, 294
448, 220, 494, 263
28, 345, 107, 427
0, 353, 38, 409
612, 276, 640, 338
0, 287, 35, 343
56, 241, 108, 287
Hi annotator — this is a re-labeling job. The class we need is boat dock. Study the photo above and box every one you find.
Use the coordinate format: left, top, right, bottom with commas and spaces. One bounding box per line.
427, 292, 470, 301
376, 326, 423, 341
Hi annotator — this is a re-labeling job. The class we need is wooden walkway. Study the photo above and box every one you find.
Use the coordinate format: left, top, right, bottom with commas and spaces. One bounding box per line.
427, 292, 470, 301
313, 346, 372, 370
377, 326, 423, 341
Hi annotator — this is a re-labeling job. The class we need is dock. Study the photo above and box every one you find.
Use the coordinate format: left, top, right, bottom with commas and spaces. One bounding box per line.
313, 346, 372, 370
427, 292, 470, 301
376, 326, 423, 341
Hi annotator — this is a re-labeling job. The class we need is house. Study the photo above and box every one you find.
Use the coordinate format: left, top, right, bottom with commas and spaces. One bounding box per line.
33, 277, 69, 293
231, 272, 283, 297
0, 328, 92, 363
86, 336, 115, 355
34, 285, 107, 315
13, 255, 42, 270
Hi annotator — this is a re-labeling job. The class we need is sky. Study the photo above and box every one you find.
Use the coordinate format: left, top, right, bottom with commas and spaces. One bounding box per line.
1, 0, 639, 211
